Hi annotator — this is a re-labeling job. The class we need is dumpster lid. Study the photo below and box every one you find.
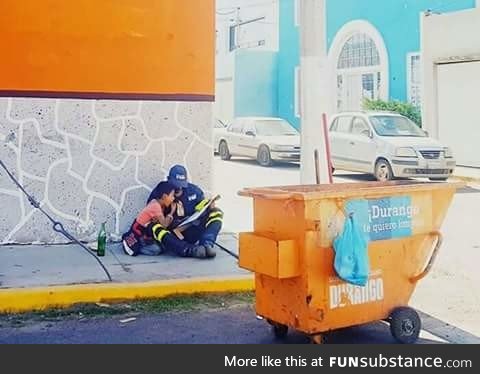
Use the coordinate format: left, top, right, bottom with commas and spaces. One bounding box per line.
238, 181, 465, 201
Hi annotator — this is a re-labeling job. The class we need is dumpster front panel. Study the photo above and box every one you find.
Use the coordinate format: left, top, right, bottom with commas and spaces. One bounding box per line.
249, 198, 313, 330
431, 189, 456, 229
306, 189, 454, 249
253, 198, 306, 238
255, 274, 310, 331
305, 233, 437, 333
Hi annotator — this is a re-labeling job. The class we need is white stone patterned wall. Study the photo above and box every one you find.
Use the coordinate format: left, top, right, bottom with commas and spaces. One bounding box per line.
0, 97, 213, 244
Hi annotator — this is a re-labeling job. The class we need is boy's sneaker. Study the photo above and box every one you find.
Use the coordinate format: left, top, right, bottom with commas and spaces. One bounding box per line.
188, 244, 208, 259
203, 243, 217, 259
122, 240, 136, 257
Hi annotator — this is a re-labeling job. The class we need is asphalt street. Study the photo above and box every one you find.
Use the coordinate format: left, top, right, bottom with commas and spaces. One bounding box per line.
2, 305, 476, 344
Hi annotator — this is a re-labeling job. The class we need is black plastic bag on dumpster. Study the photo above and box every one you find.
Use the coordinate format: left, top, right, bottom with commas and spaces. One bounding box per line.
333, 215, 369, 286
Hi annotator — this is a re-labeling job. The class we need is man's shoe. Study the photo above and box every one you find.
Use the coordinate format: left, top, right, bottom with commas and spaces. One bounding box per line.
204, 243, 217, 259
188, 245, 208, 259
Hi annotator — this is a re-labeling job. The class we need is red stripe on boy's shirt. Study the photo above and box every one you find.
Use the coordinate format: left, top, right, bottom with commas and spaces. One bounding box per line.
133, 221, 143, 236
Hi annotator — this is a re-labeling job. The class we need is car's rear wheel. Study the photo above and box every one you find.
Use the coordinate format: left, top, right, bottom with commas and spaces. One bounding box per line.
375, 159, 394, 182
257, 145, 273, 167
219, 141, 231, 161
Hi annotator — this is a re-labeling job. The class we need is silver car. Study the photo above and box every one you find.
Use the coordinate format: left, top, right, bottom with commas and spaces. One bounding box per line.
329, 112, 456, 181
217, 117, 300, 167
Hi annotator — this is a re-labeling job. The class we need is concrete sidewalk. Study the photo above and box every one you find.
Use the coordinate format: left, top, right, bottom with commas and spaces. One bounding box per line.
0, 233, 253, 313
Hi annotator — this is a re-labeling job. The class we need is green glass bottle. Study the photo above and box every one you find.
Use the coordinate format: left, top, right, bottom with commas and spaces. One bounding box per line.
97, 222, 107, 257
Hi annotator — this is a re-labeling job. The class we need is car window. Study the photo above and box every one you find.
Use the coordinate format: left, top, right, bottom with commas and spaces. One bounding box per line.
243, 121, 256, 135
351, 117, 370, 136
229, 120, 243, 134
254, 120, 298, 136
370, 116, 426, 137
334, 116, 353, 133
330, 118, 338, 132
214, 119, 226, 129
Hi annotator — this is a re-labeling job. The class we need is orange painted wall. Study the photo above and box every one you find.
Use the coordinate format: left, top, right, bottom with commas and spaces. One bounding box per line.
0, 0, 214, 99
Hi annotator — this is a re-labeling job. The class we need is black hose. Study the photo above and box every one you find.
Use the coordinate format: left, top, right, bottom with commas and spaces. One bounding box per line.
214, 241, 239, 260
0, 159, 112, 282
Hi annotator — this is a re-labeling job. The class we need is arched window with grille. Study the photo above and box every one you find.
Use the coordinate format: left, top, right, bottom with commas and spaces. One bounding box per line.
330, 22, 388, 113
337, 33, 381, 69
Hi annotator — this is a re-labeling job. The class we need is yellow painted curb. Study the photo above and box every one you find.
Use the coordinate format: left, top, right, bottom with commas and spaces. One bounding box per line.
0, 276, 255, 314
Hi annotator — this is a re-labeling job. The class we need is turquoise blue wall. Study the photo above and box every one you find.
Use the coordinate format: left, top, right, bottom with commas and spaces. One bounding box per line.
278, 0, 301, 129
233, 0, 476, 128
326, 0, 476, 102
234, 50, 278, 117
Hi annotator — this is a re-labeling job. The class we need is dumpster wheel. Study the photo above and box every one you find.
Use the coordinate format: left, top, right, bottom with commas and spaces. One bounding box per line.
389, 307, 421, 344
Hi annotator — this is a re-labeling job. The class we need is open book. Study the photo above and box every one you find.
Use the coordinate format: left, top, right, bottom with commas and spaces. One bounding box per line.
172, 195, 221, 230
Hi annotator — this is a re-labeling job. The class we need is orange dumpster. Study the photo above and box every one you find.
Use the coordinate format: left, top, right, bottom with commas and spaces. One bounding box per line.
238, 181, 464, 344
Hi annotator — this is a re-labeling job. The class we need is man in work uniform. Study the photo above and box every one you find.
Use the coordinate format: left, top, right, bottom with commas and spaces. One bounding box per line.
148, 165, 223, 258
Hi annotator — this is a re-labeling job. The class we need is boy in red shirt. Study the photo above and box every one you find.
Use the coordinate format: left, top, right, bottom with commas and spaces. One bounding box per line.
122, 182, 209, 258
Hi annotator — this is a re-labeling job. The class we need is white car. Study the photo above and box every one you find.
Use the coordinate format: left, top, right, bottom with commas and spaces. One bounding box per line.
329, 112, 456, 181
217, 117, 300, 167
